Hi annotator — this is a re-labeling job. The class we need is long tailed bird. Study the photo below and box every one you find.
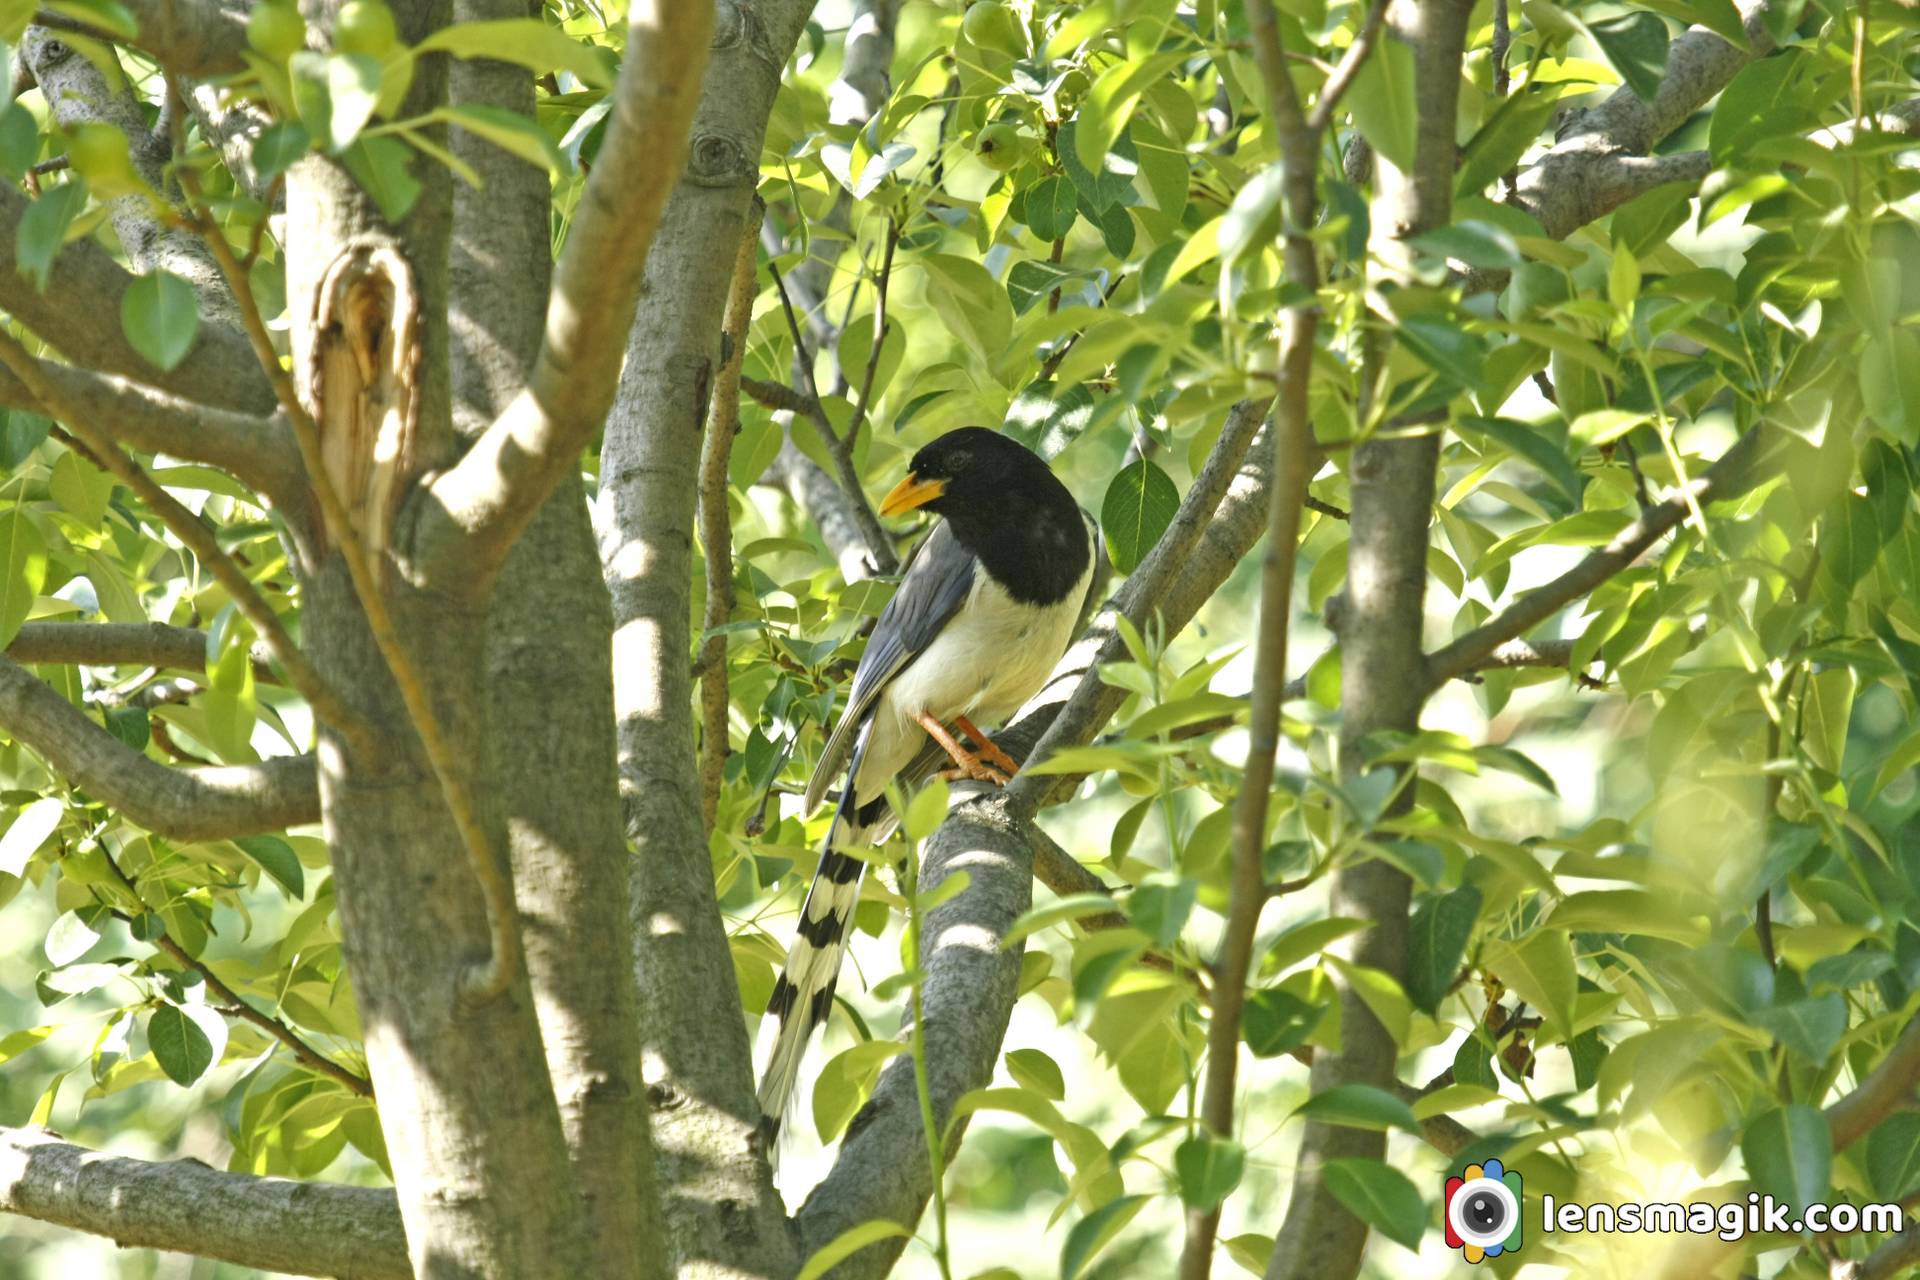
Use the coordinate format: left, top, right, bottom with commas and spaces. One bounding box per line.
755, 426, 1096, 1154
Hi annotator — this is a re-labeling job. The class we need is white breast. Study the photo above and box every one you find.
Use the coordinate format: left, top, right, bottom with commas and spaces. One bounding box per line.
851, 540, 1093, 806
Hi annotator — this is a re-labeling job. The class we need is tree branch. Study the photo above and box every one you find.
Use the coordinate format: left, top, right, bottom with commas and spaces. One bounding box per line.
0, 1127, 407, 1280
1267, 1, 1473, 1275
1827, 1013, 1920, 1151
1182, 0, 1379, 1270
1510, 3, 1775, 238
425, 2, 716, 582
0, 653, 319, 840
593, 1, 820, 1270
6, 622, 273, 676
18, 27, 227, 307
39, 0, 252, 77
0, 355, 300, 502
0, 184, 271, 415
1423, 425, 1779, 689
698, 197, 764, 833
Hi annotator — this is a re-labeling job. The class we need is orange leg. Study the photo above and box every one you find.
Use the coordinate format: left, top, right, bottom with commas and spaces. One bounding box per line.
953, 715, 1021, 778
911, 711, 1012, 787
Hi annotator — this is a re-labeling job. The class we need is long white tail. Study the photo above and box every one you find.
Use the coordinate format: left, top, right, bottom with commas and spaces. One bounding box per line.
754, 804, 873, 1161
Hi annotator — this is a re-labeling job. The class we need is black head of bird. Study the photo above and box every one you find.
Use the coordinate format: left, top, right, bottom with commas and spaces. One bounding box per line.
878, 426, 1089, 605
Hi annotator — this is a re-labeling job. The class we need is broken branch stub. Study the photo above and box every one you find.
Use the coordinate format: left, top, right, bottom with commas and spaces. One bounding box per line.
309, 240, 423, 572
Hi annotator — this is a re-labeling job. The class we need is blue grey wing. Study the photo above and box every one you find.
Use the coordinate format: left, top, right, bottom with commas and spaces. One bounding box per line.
802, 521, 976, 813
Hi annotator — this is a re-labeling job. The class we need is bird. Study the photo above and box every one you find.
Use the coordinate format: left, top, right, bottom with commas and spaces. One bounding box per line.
755, 425, 1097, 1156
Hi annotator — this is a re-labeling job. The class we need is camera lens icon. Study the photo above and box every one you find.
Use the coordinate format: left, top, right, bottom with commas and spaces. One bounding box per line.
1444, 1159, 1523, 1262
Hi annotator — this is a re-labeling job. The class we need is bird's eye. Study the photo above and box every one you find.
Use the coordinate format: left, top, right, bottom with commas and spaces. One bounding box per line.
946, 449, 973, 471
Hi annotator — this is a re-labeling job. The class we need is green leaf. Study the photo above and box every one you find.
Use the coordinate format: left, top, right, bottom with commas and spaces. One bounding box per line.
1060, 1194, 1148, 1280
0, 503, 48, 650
1709, 49, 1807, 160
795, 1219, 911, 1280
1456, 89, 1560, 198
251, 122, 313, 186
1004, 380, 1095, 459
1867, 1113, 1920, 1201
340, 136, 422, 222
1173, 1134, 1245, 1210
0, 0, 30, 41
439, 104, 569, 179
1023, 174, 1079, 241
1587, 12, 1669, 102
1292, 1083, 1421, 1134
1482, 931, 1576, 1039
1007, 259, 1097, 315
1004, 1047, 1066, 1101
0, 797, 61, 878
1398, 316, 1486, 390
44, 910, 100, 965
1263, 917, 1366, 975
1346, 35, 1417, 170
1003, 894, 1123, 947
1242, 987, 1324, 1057
148, 1004, 215, 1086
1323, 955, 1412, 1045
1412, 220, 1522, 270
1322, 1157, 1425, 1251
120, 271, 201, 373
1406, 887, 1481, 1014
812, 1039, 905, 1142
0, 102, 39, 179
416, 18, 613, 89
1741, 1104, 1831, 1214
15, 180, 88, 291
1125, 874, 1195, 949
0, 1025, 53, 1063
1752, 995, 1846, 1066
1100, 458, 1179, 574
235, 835, 306, 899
1219, 167, 1284, 266
325, 52, 384, 152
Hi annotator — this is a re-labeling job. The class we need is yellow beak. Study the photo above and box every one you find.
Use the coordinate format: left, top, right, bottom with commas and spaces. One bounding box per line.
879, 472, 947, 517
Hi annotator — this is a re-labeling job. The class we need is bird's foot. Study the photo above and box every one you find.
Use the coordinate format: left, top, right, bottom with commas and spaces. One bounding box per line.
914, 711, 1014, 787
938, 756, 1012, 787
953, 715, 1021, 778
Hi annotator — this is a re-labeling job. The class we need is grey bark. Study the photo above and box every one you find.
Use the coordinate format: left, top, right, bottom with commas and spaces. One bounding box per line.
449, 7, 662, 1274
0, 653, 319, 839
594, 2, 818, 1275
17, 27, 229, 309
283, 4, 587, 1277
0, 1126, 410, 1280
0, 185, 270, 414
1265, 3, 1470, 1278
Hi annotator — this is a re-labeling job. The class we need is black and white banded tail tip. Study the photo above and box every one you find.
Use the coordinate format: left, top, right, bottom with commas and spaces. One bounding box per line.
753, 817, 869, 1163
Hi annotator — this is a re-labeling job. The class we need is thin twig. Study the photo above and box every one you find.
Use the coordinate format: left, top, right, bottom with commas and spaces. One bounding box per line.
0, 333, 365, 744
741, 376, 817, 416
95, 837, 372, 1097
698, 198, 765, 835
1304, 0, 1393, 132
1180, 3, 1385, 1276
768, 257, 898, 573
842, 218, 899, 456
170, 138, 521, 1005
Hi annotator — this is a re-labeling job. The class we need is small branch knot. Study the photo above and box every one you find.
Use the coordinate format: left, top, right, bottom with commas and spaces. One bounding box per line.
686, 133, 754, 187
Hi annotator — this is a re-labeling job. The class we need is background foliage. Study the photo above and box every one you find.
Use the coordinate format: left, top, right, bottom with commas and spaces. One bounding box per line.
3, 0, 1920, 1276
